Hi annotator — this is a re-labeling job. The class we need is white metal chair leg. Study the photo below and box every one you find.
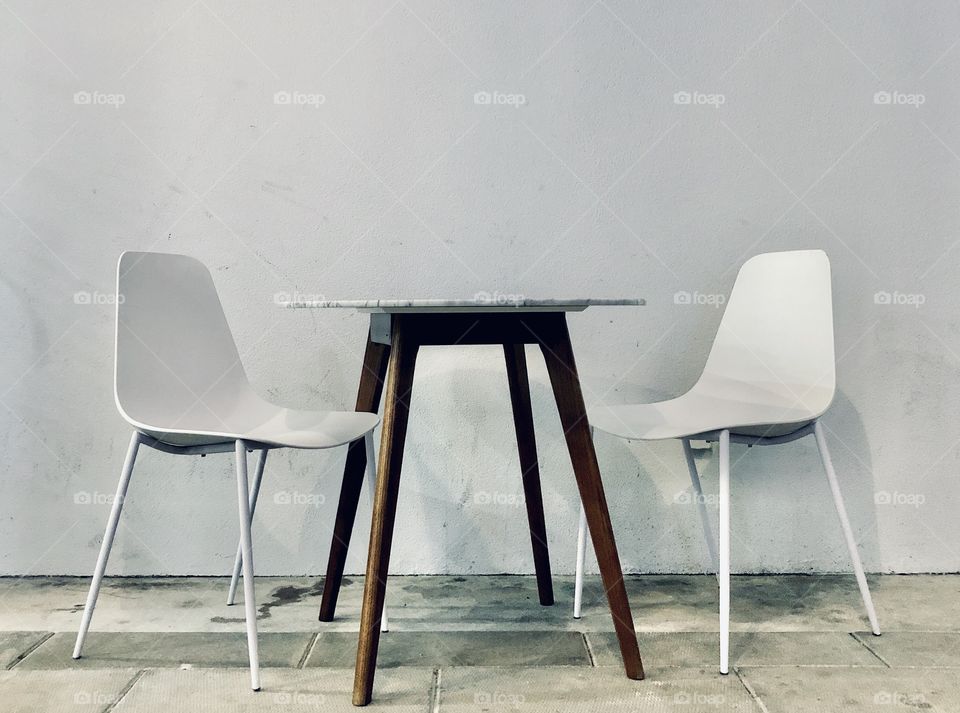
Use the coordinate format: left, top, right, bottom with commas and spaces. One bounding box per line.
718, 429, 730, 674
813, 421, 880, 635
572, 426, 593, 619
682, 438, 719, 574
364, 432, 388, 634
73, 431, 142, 659
227, 449, 268, 606
235, 440, 261, 691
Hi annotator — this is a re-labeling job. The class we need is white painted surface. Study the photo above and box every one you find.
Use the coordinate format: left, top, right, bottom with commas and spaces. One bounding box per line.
2, 1, 960, 575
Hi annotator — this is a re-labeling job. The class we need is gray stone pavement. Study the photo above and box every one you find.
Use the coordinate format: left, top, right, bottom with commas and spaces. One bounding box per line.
0, 574, 957, 711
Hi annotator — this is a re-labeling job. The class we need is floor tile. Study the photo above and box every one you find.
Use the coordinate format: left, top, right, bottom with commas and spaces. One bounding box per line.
589, 632, 718, 668
740, 667, 960, 712
20, 632, 313, 669
112, 668, 434, 711
865, 576, 960, 632
0, 631, 51, 668
0, 669, 138, 713
305, 631, 590, 667
588, 631, 883, 668
438, 666, 760, 711
730, 632, 883, 666
855, 631, 960, 667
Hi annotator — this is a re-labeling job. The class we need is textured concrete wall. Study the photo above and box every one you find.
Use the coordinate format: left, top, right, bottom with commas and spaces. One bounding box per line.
2, 1, 959, 575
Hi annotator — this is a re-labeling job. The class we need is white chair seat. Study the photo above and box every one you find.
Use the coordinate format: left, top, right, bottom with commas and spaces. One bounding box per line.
136, 405, 379, 449
589, 376, 832, 440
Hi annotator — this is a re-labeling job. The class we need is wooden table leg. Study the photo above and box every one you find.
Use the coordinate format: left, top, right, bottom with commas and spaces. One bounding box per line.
536, 315, 644, 680
354, 318, 418, 706
319, 328, 391, 622
503, 343, 554, 606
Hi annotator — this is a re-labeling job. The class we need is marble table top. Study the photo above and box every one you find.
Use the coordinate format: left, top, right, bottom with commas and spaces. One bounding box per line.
285, 297, 644, 313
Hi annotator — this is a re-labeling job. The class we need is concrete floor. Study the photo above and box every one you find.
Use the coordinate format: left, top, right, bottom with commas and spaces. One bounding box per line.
1, 574, 959, 711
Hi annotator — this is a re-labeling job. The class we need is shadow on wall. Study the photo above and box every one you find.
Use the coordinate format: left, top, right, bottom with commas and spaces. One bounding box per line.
313, 345, 879, 578
582, 388, 880, 576
384, 347, 681, 576
397, 346, 547, 575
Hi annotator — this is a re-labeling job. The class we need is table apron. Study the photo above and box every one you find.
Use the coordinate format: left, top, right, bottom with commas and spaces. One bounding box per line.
369, 311, 566, 346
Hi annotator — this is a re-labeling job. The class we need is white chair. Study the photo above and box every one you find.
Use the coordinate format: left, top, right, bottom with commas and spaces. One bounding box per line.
573, 249, 880, 674
73, 251, 380, 691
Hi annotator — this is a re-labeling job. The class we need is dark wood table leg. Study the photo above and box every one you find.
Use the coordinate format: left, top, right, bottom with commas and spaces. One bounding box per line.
503, 343, 554, 606
353, 317, 418, 706
319, 328, 391, 622
535, 314, 644, 680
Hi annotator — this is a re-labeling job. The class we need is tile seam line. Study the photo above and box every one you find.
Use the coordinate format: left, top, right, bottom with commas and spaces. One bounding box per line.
734, 667, 770, 713
850, 631, 891, 667
103, 668, 146, 713
297, 631, 320, 669
429, 666, 441, 713
581, 631, 597, 666
5, 631, 54, 669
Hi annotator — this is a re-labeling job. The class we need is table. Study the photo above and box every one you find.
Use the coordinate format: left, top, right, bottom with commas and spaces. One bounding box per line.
289, 298, 646, 705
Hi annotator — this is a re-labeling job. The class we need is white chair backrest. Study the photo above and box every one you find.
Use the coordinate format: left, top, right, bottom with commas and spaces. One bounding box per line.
698, 250, 835, 413
115, 251, 251, 430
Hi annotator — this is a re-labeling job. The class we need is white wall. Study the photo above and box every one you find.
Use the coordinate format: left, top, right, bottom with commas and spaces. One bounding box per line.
3, 1, 959, 575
